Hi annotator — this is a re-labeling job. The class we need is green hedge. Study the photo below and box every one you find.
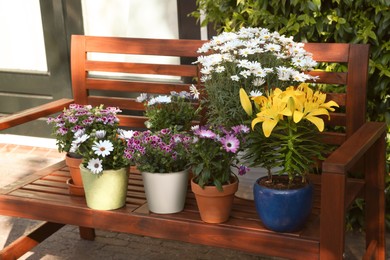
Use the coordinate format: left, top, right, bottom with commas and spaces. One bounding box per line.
192, 0, 390, 230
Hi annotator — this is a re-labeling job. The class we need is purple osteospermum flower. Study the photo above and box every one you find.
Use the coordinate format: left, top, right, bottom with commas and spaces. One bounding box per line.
196, 129, 217, 139
232, 124, 250, 134
238, 165, 249, 176
220, 134, 240, 153
58, 127, 68, 135
160, 128, 171, 135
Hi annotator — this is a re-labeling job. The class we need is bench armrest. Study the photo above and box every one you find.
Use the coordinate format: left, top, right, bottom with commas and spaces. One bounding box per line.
0, 98, 74, 131
322, 121, 387, 174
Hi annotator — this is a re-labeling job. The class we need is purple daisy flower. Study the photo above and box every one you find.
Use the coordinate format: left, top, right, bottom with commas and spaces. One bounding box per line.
220, 134, 240, 153
196, 129, 217, 139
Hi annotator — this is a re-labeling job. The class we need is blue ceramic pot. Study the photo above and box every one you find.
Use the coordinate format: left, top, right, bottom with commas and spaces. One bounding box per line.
253, 175, 313, 233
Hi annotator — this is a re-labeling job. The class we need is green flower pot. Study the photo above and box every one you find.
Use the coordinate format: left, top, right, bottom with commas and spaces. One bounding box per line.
80, 165, 129, 210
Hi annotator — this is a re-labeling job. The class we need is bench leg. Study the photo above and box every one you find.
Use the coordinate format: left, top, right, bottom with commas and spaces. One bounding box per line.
0, 221, 64, 260
79, 226, 95, 241
320, 172, 346, 260
364, 134, 386, 259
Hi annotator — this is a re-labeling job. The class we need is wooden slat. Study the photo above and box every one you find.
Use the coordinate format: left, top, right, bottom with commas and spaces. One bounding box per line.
308, 71, 347, 85
320, 132, 346, 145
117, 115, 147, 128
86, 61, 198, 77
0, 98, 74, 130
323, 122, 386, 173
84, 36, 206, 57
86, 78, 192, 93
326, 93, 346, 107
304, 43, 350, 62
88, 97, 144, 111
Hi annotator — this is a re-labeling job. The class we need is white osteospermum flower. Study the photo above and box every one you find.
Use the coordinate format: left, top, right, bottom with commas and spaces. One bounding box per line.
69, 142, 79, 153
291, 71, 306, 82
231, 75, 240, 81
74, 134, 89, 145
240, 70, 251, 78
155, 95, 171, 104
252, 78, 266, 87
265, 43, 281, 52
136, 93, 148, 103
250, 90, 263, 97
148, 95, 171, 106
215, 66, 226, 73
87, 158, 103, 174
277, 66, 294, 81
73, 129, 85, 138
95, 130, 106, 139
189, 84, 200, 99
92, 140, 114, 157
118, 129, 135, 140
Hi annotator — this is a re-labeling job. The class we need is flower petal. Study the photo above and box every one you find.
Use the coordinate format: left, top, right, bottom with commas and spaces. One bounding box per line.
306, 116, 325, 132
240, 88, 253, 116
293, 110, 304, 123
262, 119, 278, 137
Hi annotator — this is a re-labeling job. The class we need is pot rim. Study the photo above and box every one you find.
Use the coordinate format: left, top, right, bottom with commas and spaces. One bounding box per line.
254, 175, 313, 192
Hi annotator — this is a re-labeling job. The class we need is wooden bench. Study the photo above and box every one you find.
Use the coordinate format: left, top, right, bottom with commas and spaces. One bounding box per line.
0, 35, 387, 259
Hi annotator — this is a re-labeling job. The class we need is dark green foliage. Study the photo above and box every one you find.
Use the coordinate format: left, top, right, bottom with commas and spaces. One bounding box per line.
192, 0, 390, 230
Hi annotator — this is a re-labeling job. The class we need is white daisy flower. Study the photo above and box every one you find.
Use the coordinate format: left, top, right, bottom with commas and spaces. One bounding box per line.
189, 84, 200, 99
231, 75, 240, 81
92, 140, 114, 157
87, 158, 103, 174
250, 90, 263, 97
136, 93, 148, 103
74, 134, 89, 145
74, 129, 85, 138
95, 130, 106, 139
118, 129, 135, 140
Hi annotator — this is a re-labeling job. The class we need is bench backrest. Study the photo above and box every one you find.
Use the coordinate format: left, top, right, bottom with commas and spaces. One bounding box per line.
70, 35, 369, 146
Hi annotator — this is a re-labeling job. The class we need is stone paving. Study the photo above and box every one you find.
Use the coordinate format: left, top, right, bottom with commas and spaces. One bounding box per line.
0, 138, 387, 259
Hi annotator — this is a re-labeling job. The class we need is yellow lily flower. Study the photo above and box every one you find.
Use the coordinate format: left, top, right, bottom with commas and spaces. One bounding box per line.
292, 85, 339, 131
239, 88, 253, 116
252, 92, 291, 137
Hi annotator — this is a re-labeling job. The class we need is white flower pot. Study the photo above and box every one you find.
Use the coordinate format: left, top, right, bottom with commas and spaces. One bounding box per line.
232, 151, 281, 200
233, 166, 268, 200
141, 169, 189, 214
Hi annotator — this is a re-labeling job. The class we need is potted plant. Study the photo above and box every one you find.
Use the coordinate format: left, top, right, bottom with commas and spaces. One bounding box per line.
240, 83, 339, 232
125, 128, 192, 214
47, 104, 122, 190
70, 105, 133, 210
188, 124, 249, 223
136, 85, 201, 131
195, 27, 319, 200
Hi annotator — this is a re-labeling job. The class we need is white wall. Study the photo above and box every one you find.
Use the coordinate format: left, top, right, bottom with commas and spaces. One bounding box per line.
82, 0, 179, 39
0, 0, 47, 72
82, 0, 181, 79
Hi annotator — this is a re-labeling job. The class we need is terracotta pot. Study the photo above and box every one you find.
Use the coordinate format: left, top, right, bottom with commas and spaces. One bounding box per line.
191, 177, 238, 223
65, 154, 83, 186
66, 178, 85, 196
80, 165, 129, 210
